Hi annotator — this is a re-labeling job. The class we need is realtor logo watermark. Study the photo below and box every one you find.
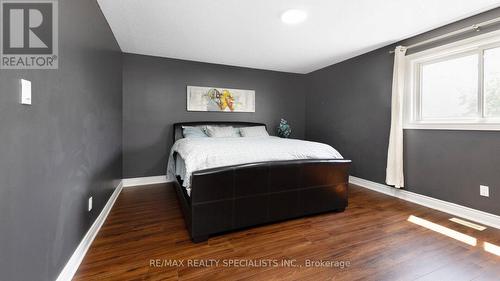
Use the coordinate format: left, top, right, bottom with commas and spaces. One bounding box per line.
1, 0, 58, 69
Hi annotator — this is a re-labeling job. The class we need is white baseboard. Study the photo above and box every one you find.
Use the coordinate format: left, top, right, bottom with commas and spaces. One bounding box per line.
122, 175, 170, 187
56, 181, 123, 281
349, 176, 500, 230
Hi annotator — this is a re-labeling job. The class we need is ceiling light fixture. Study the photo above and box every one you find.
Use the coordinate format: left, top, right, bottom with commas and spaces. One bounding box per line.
281, 9, 307, 25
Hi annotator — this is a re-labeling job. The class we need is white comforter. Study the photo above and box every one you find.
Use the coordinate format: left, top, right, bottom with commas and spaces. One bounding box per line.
166, 137, 343, 193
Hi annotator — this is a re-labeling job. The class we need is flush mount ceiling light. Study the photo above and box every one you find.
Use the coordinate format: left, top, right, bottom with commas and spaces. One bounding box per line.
281, 9, 307, 25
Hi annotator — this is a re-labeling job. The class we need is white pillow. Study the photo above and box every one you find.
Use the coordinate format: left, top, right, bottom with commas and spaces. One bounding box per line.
182, 126, 208, 138
205, 126, 241, 137
240, 126, 269, 137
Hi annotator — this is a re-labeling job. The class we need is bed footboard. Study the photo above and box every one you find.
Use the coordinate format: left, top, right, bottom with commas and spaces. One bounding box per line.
174, 159, 351, 242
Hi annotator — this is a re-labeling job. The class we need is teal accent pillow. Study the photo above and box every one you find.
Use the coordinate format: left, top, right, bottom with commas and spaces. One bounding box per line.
182, 126, 208, 138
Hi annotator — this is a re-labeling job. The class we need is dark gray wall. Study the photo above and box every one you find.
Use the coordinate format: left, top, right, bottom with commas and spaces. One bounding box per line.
123, 53, 306, 178
0, 1, 122, 281
306, 8, 500, 216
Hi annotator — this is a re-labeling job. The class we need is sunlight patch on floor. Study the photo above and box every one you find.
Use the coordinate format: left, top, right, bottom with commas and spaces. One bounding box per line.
449, 217, 487, 231
484, 242, 500, 256
408, 215, 477, 246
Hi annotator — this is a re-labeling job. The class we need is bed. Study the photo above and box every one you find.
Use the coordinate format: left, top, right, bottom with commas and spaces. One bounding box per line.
168, 121, 351, 242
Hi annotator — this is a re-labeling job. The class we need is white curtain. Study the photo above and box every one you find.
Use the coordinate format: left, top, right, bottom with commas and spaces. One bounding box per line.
386, 46, 407, 188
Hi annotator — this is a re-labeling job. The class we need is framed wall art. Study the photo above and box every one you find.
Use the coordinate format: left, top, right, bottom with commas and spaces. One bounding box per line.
187, 86, 255, 112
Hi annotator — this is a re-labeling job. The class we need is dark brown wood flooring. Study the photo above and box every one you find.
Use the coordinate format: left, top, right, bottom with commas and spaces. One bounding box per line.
73, 184, 500, 281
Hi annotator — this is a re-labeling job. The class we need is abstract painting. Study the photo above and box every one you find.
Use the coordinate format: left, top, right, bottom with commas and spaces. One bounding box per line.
187, 86, 255, 112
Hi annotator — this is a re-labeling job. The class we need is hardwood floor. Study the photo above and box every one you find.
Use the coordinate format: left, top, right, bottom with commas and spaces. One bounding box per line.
73, 183, 500, 281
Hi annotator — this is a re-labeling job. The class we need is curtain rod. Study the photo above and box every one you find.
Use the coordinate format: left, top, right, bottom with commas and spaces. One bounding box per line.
389, 16, 500, 54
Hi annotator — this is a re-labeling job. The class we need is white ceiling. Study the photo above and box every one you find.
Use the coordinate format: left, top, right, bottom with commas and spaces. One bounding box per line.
97, 0, 500, 74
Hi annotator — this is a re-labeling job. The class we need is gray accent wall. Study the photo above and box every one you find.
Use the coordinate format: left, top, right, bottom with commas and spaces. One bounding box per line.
306, 8, 500, 216
122, 53, 306, 178
0, 1, 122, 281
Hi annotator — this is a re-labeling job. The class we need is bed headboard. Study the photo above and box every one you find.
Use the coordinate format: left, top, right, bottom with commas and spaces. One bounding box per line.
173, 121, 267, 143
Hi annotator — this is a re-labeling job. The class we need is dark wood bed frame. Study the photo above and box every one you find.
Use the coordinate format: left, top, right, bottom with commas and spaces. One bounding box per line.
172, 121, 351, 242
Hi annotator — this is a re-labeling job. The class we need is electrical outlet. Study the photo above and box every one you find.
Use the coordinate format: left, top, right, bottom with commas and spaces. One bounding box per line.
88, 196, 93, 211
480, 185, 489, 197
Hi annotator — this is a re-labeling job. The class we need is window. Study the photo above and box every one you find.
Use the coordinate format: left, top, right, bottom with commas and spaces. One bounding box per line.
484, 47, 500, 118
405, 32, 500, 130
421, 54, 479, 120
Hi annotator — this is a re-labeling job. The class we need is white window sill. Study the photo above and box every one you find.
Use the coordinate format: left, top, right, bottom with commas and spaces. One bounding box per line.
404, 123, 500, 131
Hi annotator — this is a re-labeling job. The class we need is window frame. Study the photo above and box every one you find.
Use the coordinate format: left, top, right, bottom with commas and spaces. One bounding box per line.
404, 30, 500, 131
